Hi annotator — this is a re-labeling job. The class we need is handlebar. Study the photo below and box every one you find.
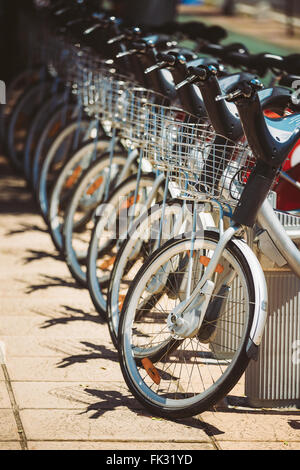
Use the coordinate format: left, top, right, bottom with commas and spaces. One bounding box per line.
144, 53, 177, 74
175, 64, 219, 90
215, 78, 264, 102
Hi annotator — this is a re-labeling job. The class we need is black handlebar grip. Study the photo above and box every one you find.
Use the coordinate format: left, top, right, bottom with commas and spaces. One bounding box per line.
188, 66, 208, 79
156, 52, 177, 65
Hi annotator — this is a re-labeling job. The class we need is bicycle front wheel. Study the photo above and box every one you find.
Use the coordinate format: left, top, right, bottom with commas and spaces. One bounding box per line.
118, 231, 256, 419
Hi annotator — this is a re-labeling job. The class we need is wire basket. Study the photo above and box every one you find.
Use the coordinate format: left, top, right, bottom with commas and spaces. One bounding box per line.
143, 103, 255, 205
72, 47, 108, 108
93, 70, 136, 127
119, 87, 170, 148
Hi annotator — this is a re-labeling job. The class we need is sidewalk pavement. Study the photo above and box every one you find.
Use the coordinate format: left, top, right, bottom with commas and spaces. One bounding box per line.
178, 4, 300, 53
0, 155, 299, 451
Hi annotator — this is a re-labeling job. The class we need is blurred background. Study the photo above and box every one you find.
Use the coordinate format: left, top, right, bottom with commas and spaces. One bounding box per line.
0, 0, 298, 82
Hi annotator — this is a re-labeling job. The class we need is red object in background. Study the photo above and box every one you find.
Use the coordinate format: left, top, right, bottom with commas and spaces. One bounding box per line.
283, 139, 300, 171
275, 163, 300, 211
264, 110, 300, 210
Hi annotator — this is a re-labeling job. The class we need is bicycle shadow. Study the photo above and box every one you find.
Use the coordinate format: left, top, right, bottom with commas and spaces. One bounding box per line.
57, 341, 117, 368
22, 248, 63, 264
47, 337, 224, 436
25, 274, 84, 294
6, 222, 48, 236
80, 386, 224, 437
40, 305, 106, 329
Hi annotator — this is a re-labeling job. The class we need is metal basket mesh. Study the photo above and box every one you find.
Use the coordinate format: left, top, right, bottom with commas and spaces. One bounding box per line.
143, 103, 255, 205
119, 87, 170, 148
98, 71, 137, 126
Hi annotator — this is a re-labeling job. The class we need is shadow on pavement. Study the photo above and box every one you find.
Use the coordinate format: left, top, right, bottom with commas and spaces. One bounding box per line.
0, 155, 36, 215
25, 274, 84, 294
57, 342, 118, 368
22, 248, 63, 264
40, 305, 106, 329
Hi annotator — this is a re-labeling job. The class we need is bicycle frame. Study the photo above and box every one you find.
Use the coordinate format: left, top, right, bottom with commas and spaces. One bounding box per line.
257, 198, 300, 277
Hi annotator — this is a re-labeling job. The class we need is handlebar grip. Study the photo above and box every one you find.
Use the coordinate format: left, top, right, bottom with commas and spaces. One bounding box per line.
156, 52, 177, 64
188, 66, 208, 79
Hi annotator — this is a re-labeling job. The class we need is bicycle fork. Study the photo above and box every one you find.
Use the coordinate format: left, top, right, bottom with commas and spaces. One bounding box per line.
167, 224, 269, 359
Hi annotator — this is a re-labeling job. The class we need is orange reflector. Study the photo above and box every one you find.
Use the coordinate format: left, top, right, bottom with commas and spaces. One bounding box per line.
65, 166, 82, 188
118, 294, 126, 310
199, 255, 210, 267
86, 176, 103, 195
48, 120, 62, 138
99, 256, 116, 270
141, 358, 161, 385
200, 255, 224, 274
119, 195, 141, 212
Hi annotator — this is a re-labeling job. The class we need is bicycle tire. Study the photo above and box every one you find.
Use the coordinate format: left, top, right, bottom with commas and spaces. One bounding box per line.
118, 230, 256, 419
37, 118, 92, 220
6, 80, 53, 172
107, 198, 191, 348
47, 136, 118, 252
62, 149, 135, 286
31, 102, 78, 191
87, 172, 168, 320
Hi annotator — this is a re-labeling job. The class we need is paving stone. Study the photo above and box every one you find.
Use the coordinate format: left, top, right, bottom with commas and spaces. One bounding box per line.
7, 356, 122, 382
12, 381, 136, 410
0, 441, 22, 450
0, 336, 114, 358
219, 441, 300, 450
0, 316, 109, 339
20, 408, 211, 442
28, 441, 214, 450
201, 410, 300, 443
0, 410, 19, 440
0, 382, 11, 408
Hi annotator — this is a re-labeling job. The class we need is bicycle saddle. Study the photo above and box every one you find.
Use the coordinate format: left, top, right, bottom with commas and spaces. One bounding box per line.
178, 21, 227, 43
283, 54, 300, 75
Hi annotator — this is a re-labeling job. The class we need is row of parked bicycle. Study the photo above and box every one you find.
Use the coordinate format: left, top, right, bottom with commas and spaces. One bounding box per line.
2, 0, 300, 419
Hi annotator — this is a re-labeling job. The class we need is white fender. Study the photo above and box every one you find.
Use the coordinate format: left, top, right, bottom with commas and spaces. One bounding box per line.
233, 237, 268, 356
